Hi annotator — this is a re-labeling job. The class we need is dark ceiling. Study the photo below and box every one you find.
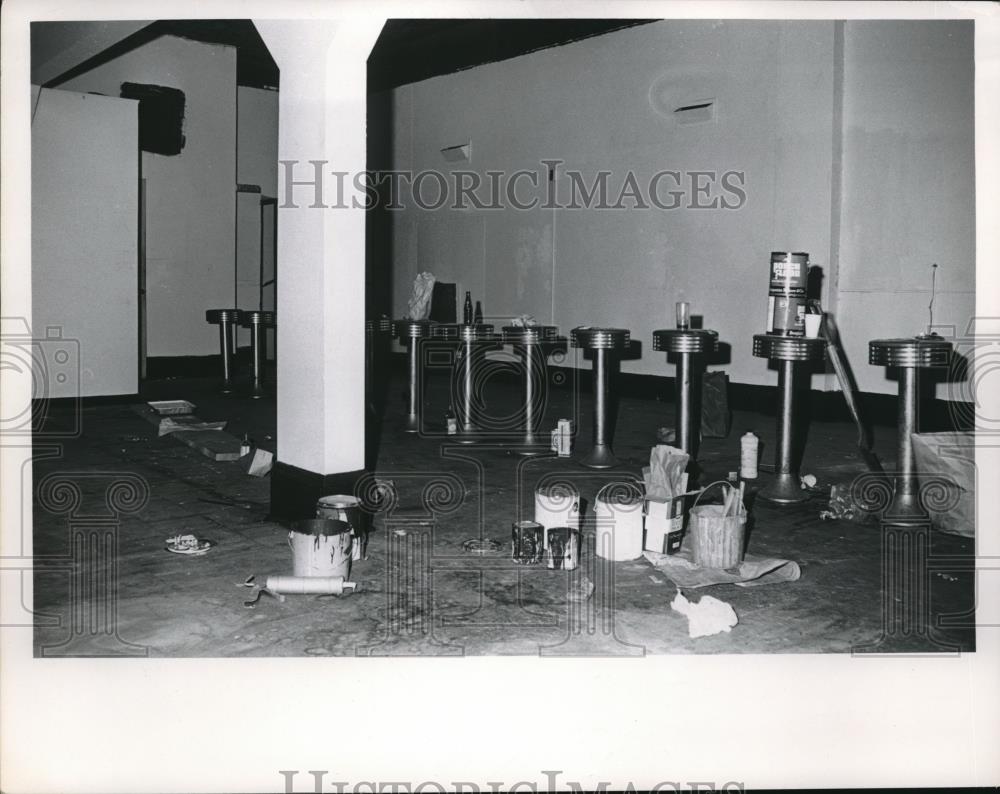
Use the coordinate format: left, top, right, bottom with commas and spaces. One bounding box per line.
44, 20, 279, 90
368, 19, 656, 92
42, 18, 656, 93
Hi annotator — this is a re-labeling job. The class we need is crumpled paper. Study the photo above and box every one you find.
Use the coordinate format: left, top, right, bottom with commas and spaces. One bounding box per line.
644, 546, 800, 588
407, 271, 436, 320
158, 417, 227, 437
819, 482, 874, 523
671, 590, 738, 638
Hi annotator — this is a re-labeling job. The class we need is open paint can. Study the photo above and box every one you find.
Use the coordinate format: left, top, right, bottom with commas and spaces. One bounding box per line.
316, 494, 369, 562
288, 519, 353, 579
544, 527, 580, 570
511, 520, 544, 565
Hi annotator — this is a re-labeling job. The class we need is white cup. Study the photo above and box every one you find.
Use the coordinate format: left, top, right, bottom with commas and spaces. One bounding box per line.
804, 313, 822, 338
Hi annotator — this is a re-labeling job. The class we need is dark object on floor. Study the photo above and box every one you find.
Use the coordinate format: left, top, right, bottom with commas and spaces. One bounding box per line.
429, 281, 456, 323
701, 370, 731, 438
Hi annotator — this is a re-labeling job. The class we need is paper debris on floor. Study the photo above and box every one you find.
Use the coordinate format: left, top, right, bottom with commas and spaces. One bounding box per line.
247, 448, 273, 477
643, 547, 800, 588
820, 482, 875, 523
158, 417, 227, 437
147, 399, 196, 415
671, 590, 738, 638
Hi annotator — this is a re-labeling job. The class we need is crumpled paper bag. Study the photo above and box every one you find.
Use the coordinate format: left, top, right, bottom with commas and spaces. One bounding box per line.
644, 444, 689, 500
407, 272, 436, 320
671, 590, 738, 638
644, 546, 800, 588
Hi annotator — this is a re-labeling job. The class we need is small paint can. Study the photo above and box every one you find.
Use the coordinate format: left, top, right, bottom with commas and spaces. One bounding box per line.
767, 251, 809, 336
544, 527, 580, 570
316, 494, 368, 562
511, 520, 544, 565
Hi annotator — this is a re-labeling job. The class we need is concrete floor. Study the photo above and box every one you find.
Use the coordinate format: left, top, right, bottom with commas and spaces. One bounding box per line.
32, 365, 976, 656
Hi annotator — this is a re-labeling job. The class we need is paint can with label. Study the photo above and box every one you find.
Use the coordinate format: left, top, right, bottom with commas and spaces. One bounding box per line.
544, 527, 580, 570
288, 519, 353, 579
767, 251, 809, 336
511, 520, 544, 565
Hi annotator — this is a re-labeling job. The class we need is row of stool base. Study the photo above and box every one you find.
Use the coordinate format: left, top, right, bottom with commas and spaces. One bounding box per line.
205, 309, 275, 398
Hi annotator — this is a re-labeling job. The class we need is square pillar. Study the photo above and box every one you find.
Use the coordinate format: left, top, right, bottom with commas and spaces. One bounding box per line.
255, 19, 385, 519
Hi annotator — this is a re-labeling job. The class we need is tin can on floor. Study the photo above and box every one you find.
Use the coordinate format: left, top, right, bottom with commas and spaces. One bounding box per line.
511, 520, 544, 565
767, 251, 808, 336
544, 527, 580, 570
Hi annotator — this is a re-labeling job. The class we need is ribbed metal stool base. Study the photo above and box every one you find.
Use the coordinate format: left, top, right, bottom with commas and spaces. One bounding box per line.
394, 320, 434, 433
502, 325, 565, 455
753, 333, 827, 504
571, 326, 631, 469
205, 308, 243, 393
240, 310, 275, 399
653, 328, 719, 458
432, 324, 499, 442
870, 335, 953, 525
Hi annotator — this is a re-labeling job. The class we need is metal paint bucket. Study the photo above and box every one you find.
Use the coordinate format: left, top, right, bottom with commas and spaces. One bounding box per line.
511, 520, 544, 565
316, 494, 369, 562
594, 483, 644, 561
544, 527, 580, 570
288, 519, 353, 579
767, 251, 809, 336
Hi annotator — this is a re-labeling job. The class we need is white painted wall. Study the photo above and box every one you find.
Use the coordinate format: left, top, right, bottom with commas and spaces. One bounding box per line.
235, 86, 279, 345
237, 86, 279, 195
839, 20, 975, 397
388, 20, 837, 389
387, 19, 975, 397
60, 34, 237, 358
31, 86, 138, 397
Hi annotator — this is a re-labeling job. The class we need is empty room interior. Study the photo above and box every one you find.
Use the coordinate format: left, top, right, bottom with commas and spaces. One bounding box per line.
24, 17, 980, 657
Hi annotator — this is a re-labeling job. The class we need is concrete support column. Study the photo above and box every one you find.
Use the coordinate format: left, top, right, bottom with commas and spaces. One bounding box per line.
255, 19, 385, 519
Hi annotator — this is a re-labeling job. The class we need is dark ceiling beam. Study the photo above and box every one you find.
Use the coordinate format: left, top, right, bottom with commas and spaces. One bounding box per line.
367, 19, 657, 92
41, 19, 278, 91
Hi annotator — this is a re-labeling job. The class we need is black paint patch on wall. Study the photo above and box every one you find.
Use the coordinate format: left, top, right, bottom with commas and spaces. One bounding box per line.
119, 82, 186, 156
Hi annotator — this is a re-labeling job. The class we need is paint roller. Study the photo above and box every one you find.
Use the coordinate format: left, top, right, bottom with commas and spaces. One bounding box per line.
242, 574, 357, 607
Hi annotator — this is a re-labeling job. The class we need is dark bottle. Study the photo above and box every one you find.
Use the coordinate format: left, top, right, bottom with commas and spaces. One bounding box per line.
474, 301, 484, 324
463, 291, 473, 325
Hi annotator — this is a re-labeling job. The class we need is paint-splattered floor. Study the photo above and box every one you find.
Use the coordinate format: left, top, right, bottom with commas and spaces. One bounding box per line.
31, 368, 975, 657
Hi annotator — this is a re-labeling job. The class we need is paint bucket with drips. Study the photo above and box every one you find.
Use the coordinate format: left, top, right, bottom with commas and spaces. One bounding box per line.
511, 520, 545, 565
288, 519, 353, 579
544, 527, 580, 570
316, 494, 369, 562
